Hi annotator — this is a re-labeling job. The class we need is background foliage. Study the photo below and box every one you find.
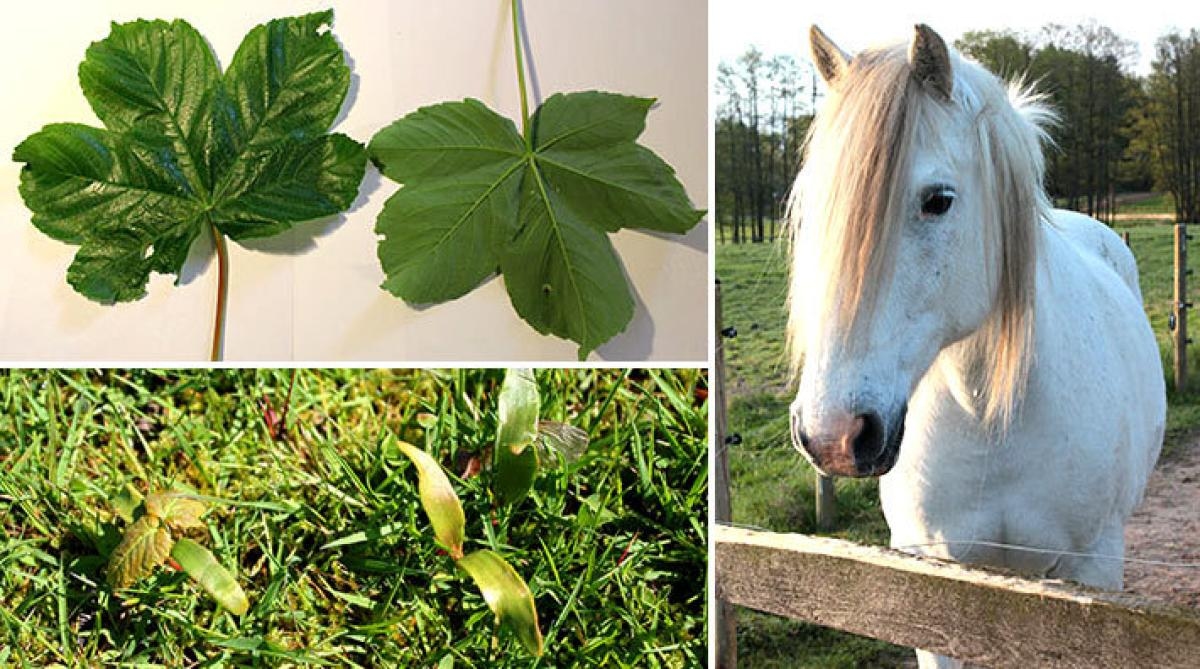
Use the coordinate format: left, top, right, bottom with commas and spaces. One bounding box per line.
716, 21, 1200, 242
0, 368, 706, 667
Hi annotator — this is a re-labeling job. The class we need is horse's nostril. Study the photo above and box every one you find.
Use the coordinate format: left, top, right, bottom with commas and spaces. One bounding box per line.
852, 412, 885, 463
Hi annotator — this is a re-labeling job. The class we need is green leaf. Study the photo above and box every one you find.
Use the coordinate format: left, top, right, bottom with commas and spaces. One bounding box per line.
493, 369, 540, 505
371, 91, 703, 359
111, 484, 145, 524
145, 492, 207, 532
107, 514, 173, 588
393, 438, 466, 560
457, 549, 543, 657
171, 537, 250, 615
13, 11, 366, 303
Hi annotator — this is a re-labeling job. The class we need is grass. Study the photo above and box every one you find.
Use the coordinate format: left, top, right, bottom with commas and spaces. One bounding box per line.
0, 369, 707, 667
717, 194, 1200, 667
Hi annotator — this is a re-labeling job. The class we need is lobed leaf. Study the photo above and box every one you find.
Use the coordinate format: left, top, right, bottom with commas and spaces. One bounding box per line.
393, 438, 466, 560
14, 11, 367, 303
457, 549, 543, 657
493, 369, 540, 505
145, 492, 208, 532
370, 91, 703, 359
107, 514, 173, 588
171, 537, 250, 615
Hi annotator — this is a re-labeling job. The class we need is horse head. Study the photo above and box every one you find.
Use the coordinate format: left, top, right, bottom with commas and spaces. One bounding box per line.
788, 24, 1052, 477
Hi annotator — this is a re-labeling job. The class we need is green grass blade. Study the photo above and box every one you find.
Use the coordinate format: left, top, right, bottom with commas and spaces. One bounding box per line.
170, 537, 249, 615
457, 549, 543, 657
394, 437, 466, 559
494, 368, 540, 504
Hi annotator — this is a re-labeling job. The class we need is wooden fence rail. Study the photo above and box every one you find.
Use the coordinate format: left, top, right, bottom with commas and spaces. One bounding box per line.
715, 525, 1200, 668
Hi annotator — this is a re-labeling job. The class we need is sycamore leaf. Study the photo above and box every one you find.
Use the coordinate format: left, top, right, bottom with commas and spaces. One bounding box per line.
145, 492, 207, 532
107, 514, 173, 588
171, 537, 250, 615
493, 368, 540, 505
13, 11, 366, 303
458, 549, 543, 656
394, 438, 467, 560
370, 91, 703, 359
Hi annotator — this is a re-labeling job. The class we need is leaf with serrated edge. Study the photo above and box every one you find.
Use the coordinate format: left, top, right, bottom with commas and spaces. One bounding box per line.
13, 11, 366, 303
494, 369, 540, 505
458, 549, 543, 656
145, 492, 207, 532
171, 537, 249, 615
107, 514, 173, 588
370, 91, 703, 359
394, 438, 466, 560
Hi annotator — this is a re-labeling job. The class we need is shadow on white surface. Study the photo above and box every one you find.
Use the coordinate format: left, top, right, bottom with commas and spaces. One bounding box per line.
597, 277, 655, 361
333, 33, 360, 129
640, 219, 709, 254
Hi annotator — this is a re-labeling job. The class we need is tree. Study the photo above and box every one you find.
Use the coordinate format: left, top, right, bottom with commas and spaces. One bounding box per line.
1147, 30, 1200, 224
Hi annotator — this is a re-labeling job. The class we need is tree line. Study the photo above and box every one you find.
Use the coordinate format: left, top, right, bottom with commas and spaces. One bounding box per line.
715, 22, 1200, 243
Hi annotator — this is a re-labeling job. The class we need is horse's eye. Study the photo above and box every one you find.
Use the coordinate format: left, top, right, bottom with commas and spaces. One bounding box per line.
921, 189, 955, 217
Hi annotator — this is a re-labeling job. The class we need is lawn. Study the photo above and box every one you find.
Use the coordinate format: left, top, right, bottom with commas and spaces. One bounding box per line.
717, 198, 1200, 668
0, 368, 707, 667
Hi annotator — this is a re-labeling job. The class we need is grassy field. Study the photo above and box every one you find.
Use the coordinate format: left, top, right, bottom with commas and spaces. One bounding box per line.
717, 201, 1200, 667
0, 369, 707, 667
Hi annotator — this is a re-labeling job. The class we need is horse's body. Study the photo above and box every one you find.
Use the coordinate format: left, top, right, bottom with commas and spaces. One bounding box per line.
788, 25, 1165, 668
884, 208, 1163, 586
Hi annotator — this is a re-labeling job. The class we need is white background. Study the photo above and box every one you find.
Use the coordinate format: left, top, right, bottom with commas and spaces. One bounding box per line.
0, 0, 708, 362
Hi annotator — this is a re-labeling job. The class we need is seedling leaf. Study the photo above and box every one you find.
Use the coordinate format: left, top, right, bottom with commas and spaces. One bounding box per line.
107, 514, 173, 588
111, 483, 144, 524
171, 537, 250, 615
494, 368, 540, 504
13, 11, 366, 303
458, 549, 543, 656
535, 420, 590, 465
145, 492, 207, 532
394, 438, 466, 560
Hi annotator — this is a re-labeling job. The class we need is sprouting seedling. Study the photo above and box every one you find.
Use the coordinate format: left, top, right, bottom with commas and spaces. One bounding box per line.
369, 0, 704, 359
493, 369, 590, 505
106, 487, 249, 615
260, 369, 299, 442
392, 437, 543, 657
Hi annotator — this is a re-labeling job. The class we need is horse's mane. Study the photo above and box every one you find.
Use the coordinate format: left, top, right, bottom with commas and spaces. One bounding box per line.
787, 40, 1055, 427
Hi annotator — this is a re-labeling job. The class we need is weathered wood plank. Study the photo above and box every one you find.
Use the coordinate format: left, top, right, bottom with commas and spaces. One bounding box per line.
716, 525, 1200, 668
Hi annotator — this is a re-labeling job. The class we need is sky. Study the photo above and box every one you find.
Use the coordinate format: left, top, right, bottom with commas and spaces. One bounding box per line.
711, 0, 1200, 79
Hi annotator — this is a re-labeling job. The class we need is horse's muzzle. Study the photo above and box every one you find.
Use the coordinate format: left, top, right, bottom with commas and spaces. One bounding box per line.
791, 405, 906, 477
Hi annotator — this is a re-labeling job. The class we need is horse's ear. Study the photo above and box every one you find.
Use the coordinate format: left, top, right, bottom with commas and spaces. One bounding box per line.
908, 24, 953, 101
810, 25, 850, 85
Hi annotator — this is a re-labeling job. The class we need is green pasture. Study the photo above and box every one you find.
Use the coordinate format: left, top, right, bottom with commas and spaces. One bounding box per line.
717, 198, 1200, 667
0, 369, 707, 667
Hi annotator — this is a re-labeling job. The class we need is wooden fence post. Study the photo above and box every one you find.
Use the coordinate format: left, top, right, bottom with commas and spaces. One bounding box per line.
1174, 223, 1190, 392
816, 475, 836, 530
714, 279, 737, 669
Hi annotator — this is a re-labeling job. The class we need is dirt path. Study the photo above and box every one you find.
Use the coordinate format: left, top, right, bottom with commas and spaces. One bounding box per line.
1124, 441, 1200, 608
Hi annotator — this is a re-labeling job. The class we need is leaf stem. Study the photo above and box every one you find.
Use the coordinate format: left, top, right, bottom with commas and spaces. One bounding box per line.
511, 0, 531, 147
209, 222, 229, 362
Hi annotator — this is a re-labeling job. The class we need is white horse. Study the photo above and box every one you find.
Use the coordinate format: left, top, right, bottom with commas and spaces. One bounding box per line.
787, 24, 1166, 668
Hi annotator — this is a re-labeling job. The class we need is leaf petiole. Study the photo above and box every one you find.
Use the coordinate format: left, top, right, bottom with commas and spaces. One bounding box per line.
510, 0, 531, 147
209, 221, 229, 362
